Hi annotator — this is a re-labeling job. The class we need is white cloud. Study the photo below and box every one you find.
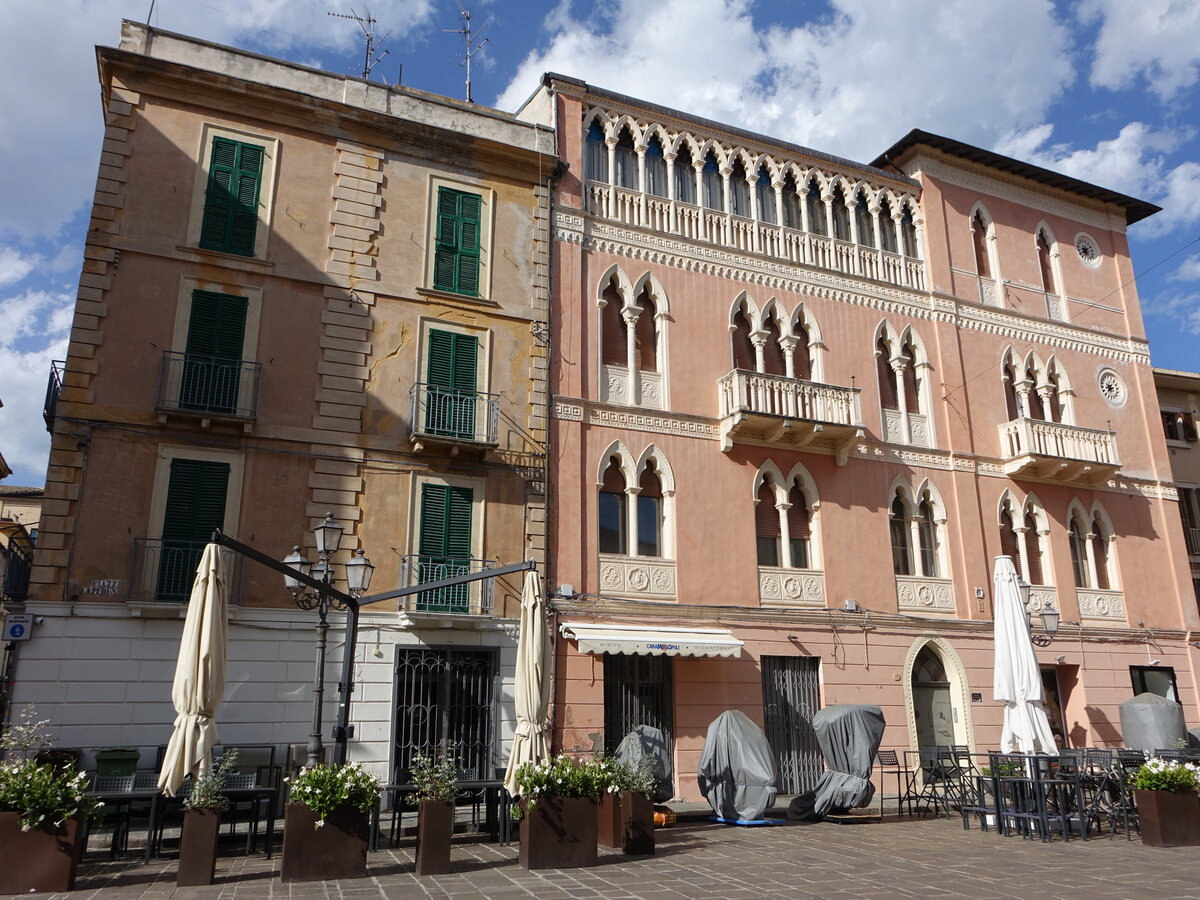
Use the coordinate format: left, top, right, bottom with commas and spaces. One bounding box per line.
496, 0, 1075, 163
1171, 253, 1200, 282
0, 286, 74, 483
0, 247, 37, 286
1079, 0, 1200, 101
0, 0, 434, 241
1142, 291, 1200, 336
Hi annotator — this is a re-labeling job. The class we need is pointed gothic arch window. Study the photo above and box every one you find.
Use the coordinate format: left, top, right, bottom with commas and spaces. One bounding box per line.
674, 145, 695, 204
637, 462, 663, 557
788, 479, 812, 569
1037, 229, 1056, 295
634, 290, 657, 373
763, 315, 787, 377
645, 136, 667, 198
756, 167, 776, 224
877, 335, 898, 411
972, 210, 992, 278
756, 480, 781, 566
806, 181, 826, 235
702, 151, 723, 211
879, 199, 897, 253
1069, 514, 1089, 588
732, 307, 756, 371
601, 277, 626, 367
855, 196, 875, 248
793, 320, 812, 381
1003, 358, 1021, 421
1091, 513, 1111, 590
599, 456, 628, 555
1000, 507, 1021, 578
901, 207, 918, 257
729, 159, 750, 218
901, 337, 920, 414
1023, 510, 1044, 585
917, 496, 939, 577
614, 127, 638, 190
585, 120, 608, 183
781, 173, 801, 229
890, 493, 912, 576
831, 186, 851, 241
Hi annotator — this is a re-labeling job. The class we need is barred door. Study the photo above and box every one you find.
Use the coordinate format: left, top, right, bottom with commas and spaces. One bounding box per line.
761, 655, 821, 794
393, 647, 496, 780
603, 653, 673, 753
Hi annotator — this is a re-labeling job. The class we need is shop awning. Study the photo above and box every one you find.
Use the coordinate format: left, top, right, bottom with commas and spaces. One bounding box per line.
559, 622, 743, 658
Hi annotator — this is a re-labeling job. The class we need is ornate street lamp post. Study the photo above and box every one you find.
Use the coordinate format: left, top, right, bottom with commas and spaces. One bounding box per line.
283, 514, 374, 769
1016, 574, 1060, 648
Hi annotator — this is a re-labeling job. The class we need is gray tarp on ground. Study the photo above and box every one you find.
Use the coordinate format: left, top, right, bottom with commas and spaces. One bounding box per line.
697, 710, 778, 821
788, 704, 886, 821
1119, 692, 1186, 752
615, 725, 675, 802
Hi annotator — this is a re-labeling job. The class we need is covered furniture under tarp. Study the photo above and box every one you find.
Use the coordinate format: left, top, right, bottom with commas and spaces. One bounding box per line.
615, 725, 674, 803
788, 705, 885, 821
697, 710, 778, 821
1120, 692, 1186, 752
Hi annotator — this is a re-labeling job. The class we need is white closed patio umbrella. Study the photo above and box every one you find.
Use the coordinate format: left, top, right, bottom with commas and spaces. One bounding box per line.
158, 543, 231, 797
992, 555, 1057, 754
503, 569, 550, 797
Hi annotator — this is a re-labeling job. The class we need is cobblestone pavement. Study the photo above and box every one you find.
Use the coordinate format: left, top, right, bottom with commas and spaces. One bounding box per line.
59, 815, 1200, 900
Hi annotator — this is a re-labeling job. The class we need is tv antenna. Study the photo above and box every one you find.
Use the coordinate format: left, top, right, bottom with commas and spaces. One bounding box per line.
328, 7, 391, 81
444, 0, 490, 103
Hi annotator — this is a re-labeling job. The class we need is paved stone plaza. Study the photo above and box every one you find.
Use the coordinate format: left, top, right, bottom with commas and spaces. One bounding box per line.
62, 815, 1200, 900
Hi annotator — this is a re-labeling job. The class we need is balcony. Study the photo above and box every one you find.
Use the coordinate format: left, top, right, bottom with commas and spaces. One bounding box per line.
43, 360, 64, 432
156, 351, 261, 426
397, 555, 495, 617
997, 418, 1120, 485
718, 370, 862, 462
408, 383, 499, 452
129, 538, 244, 605
1184, 526, 1200, 557
585, 182, 926, 291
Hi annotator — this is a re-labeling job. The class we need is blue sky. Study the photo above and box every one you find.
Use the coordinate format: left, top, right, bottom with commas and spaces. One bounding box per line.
1, 0, 1198, 487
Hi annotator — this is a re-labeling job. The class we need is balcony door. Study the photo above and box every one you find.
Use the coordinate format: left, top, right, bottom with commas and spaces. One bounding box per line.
181, 289, 247, 414
426, 329, 478, 439
416, 483, 473, 612
157, 457, 229, 601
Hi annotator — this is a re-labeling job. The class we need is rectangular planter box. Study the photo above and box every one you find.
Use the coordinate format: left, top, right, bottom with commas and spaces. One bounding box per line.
519, 796, 597, 869
280, 803, 369, 882
415, 799, 453, 876
598, 792, 654, 855
1136, 790, 1200, 848
0, 812, 82, 894
177, 809, 221, 886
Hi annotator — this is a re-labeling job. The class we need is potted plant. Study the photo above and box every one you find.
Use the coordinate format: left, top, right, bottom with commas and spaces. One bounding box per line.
280, 762, 380, 882
176, 750, 238, 886
410, 750, 458, 875
1131, 756, 1200, 847
512, 755, 609, 870
597, 755, 655, 855
0, 706, 96, 894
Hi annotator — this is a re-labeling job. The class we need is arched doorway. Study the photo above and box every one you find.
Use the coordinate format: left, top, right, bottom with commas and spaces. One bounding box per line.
911, 646, 955, 747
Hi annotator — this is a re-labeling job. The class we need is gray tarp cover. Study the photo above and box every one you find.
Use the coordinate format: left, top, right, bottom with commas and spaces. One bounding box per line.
697, 710, 778, 821
614, 725, 675, 803
1119, 692, 1186, 752
788, 704, 885, 821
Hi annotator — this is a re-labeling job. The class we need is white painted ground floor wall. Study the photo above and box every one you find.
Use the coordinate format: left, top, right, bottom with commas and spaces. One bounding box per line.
9, 601, 520, 781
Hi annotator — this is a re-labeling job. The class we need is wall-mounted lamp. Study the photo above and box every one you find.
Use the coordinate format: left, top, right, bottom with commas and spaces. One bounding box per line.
1016, 573, 1059, 647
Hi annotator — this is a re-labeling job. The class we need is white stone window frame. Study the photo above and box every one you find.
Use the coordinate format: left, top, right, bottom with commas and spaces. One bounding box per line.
997, 490, 1056, 593
752, 462, 822, 571
423, 174, 496, 301
876, 321, 934, 448
1066, 500, 1120, 592
968, 202, 1003, 306
595, 266, 669, 409
407, 471, 488, 565
185, 123, 280, 261
1033, 222, 1067, 321
595, 440, 676, 562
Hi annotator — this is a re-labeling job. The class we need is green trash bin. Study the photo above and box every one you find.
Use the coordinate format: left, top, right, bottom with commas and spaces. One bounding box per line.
95, 748, 140, 776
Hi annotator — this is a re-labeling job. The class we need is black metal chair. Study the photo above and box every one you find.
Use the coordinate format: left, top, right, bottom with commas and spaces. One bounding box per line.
875, 749, 910, 817
87, 775, 136, 858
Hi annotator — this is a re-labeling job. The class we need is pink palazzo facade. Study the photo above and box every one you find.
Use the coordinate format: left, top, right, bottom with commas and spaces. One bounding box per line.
519, 76, 1199, 801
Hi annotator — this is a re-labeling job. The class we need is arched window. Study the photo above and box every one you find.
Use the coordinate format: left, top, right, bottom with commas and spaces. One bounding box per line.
614, 127, 637, 190
1045, 361, 1065, 423
1000, 507, 1021, 578
781, 173, 801, 229
806, 181, 826, 236
1037, 229, 1056, 295
637, 462, 663, 557
1003, 356, 1021, 421
645, 136, 667, 198
971, 210, 991, 278
901, 207, 918, 258
674, 145, 695, 204
1091, 513, 1111, 590
732, 306, 756, 371
756, 480, 781, 566
702, 151, 723, 211
855, 196, 874, 248
1023, 510, 1044, 585
879, 199, 897, 253
601, 277, 626, 366
1069, 515, 1089, 588
831, 186, 851, 241
729, 159, 750, 218
756, 167, 775, 224
635, 290, 657, 373
1024, 363, 1045, 420
585, 120, 607, 182
763, 314, 787, 377
917, 497, 939, 577
877, 335, 898, 411
599, 456, 628, 555
890, 493, 912, 575
793, 321, 812, 381
901, 337, 920, 414
788, 480, 811, 568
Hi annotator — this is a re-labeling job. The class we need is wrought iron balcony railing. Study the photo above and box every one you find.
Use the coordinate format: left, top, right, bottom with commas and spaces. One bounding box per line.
397, 554, 495, 615
1, 543, 32, 603
1185, 526, 1200, 557
156, 351, 261, 420
43, 360, 64, 432
129, 538, 244, 604
408, 383, 499, 446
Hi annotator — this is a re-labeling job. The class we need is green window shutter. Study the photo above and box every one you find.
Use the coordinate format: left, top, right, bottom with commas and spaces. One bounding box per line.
199, 138, 264, 257
182, 291, 248, 413
432, 187, 482, 295
416, 484, 474, 611
425, 330, 478, 439
158, 458, 229, 601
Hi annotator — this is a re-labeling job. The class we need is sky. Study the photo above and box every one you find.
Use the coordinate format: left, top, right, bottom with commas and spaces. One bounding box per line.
1, 0, 1198, 487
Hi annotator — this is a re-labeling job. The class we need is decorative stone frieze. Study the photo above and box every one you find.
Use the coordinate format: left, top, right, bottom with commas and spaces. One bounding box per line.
896, 576, 955, 615
1078, 589, 1126, 623
598, 554, 676, 599
759, 567, 826, 608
